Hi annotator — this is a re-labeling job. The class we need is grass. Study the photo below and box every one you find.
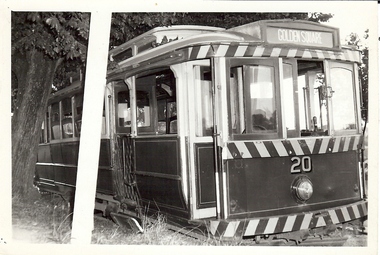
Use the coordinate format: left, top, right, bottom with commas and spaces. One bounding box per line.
12, 193, 73, 243
12, 194, 235, 245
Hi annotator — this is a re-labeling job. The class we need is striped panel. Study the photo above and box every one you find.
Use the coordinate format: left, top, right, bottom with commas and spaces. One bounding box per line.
187, 44, 361, 63
226, 136, 361, 159
197, 45, 212, 59
235, 45, 249, 57
208, 201, 367, 239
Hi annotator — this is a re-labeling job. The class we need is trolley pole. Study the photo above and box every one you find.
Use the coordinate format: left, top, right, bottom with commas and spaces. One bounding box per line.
70, 11, 111, 244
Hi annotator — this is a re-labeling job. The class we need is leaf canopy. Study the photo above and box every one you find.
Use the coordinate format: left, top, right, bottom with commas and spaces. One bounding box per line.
12, 12, 90, 61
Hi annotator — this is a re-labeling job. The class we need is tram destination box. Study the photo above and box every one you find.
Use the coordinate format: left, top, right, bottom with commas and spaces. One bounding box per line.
229, 19, 340, 50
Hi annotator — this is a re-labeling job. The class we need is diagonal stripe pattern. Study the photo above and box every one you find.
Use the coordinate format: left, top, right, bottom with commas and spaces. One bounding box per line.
208, 201, 367, 239
226, 136, 361, 159
188, 43, 361, 63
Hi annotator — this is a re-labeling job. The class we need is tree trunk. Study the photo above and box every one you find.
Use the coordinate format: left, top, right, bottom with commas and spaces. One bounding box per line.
12, 49, 61, 199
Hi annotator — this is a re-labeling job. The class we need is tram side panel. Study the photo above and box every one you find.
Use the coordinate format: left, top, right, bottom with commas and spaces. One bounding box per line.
226, 147, 361, 219
133, 136, 189, 219
35, 139, 114, 196
51, 142, 75, 189
35, 144, 55, 190
194, 143, 216, 209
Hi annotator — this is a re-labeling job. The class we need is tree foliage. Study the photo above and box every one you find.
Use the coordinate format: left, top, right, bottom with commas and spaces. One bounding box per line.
345, 30, 369, 120
12, 12, 89, 60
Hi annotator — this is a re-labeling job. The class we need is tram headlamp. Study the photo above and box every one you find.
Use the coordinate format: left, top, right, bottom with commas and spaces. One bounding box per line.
291, 176, 313, 203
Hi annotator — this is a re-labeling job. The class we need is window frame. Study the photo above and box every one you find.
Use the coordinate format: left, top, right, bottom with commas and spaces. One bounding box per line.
114, 83, 132, 134
193, 64, 214, 137
46, 91, 109, 143
325, 60, 360, 136
293, 59, 330, 137
226, 58, 283, 140
281, 59, 301, 138
134, 68, 178, 136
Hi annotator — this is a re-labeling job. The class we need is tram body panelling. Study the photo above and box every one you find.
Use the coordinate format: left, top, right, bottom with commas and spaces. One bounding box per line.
226, 148, 361, 218
34, 19, 367, 241
133, 136, 189, 218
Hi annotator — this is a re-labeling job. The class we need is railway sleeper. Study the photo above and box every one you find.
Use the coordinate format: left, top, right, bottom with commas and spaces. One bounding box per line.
252, 219, 366, 246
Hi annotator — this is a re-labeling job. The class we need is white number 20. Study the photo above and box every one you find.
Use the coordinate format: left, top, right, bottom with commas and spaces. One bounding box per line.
290, 156, 312, 173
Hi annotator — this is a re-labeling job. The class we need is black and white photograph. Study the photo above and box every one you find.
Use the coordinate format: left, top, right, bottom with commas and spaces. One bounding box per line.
0, 1, 378, 254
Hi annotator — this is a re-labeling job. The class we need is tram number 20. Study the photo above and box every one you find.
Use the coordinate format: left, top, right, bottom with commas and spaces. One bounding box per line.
290, 156, 312, 174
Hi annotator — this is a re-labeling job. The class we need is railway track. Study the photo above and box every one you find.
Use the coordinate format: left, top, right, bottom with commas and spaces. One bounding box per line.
94, 212, 367, 246
165, 218, 367, 246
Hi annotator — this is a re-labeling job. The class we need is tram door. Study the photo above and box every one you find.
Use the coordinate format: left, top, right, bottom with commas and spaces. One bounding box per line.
186, 60, 217, 219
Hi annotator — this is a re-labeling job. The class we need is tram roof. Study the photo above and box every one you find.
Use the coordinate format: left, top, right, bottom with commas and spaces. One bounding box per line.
107, 19, 361, 82
109, 25, 226, 57
108, 24, 261, 63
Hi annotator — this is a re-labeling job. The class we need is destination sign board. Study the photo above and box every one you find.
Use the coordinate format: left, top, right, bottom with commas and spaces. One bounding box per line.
266, 27, 334, 48
228, 20, 340, 49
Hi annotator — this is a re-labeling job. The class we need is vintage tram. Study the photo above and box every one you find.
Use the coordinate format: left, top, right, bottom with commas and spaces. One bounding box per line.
34, 19, 368, 242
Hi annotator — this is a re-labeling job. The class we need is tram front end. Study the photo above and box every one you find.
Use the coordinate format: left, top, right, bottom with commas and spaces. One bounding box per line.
201, 20, 368, 242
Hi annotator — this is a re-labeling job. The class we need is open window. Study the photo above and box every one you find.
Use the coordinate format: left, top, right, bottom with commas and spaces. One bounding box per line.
51, 102, 60, 140
194, 65, 213, 137
281, 60, 329, 137
135, 69, 177, 135
61, 97, 74, 139
118, 91, 130, 127
74, 94, 83, 137
282, 61, 298, 138
297, 61, 329, 137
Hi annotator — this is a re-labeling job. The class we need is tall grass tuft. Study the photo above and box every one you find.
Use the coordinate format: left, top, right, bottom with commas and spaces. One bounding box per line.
13, 194, 243, 245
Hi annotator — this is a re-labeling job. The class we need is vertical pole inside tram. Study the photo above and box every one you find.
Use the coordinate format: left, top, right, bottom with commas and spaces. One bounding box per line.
70, 11, 111, 244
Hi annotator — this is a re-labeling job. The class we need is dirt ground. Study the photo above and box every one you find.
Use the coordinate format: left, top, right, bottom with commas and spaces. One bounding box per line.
12, 226, 53, 244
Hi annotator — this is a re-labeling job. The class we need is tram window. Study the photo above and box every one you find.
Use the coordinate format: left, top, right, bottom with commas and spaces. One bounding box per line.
77, 94, 106, 136
330, 64, 357, 133
229, 62, 278, 138
39, 120, 45, 144
297, 61, 328, 136
102, 102, 107, 135
136, 90, 152, 128
62, 97, 73, 139
51, 102, 60, 140
136, 69, 177, 135
155, 73, 177, 134
282, 63, 298, 137
168, 102, 177, 134
39, 111, 49, 143
194, 66, 213, 137
117, 91, 131, 127
74, 94, 83, 137
46, 111, 50, 142
157, 98, 177, 134
230, 67, 244, 134
246, 65, 277, 134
